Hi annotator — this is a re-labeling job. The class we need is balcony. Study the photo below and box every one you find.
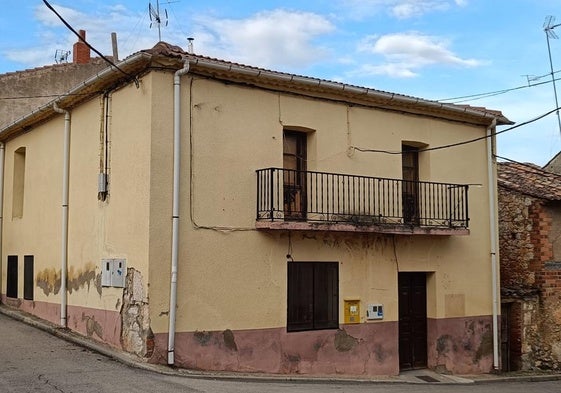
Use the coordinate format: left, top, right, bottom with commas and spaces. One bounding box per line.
256, 168, 469, 235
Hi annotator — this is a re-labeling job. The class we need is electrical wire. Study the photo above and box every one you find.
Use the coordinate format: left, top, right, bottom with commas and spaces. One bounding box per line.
438, 74, 559, 103
352, 106, 560, 155
42, 0, 139, 88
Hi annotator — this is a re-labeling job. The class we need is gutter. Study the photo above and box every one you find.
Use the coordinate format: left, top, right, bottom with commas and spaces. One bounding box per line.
0, 143, 4, 296
486, 119, 500, 370
184, 58, 511, 125
168, 59, 191, 365
53, 102, 71, 328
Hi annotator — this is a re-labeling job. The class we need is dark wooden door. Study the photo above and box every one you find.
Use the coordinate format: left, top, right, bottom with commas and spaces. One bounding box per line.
402, 145, 419, 225
398, 272, 427, 370
283, 131, 307, 220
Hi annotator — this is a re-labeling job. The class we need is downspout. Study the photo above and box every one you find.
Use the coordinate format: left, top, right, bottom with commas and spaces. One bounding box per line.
53, 102, 70, 328
168, 59, 191, 365
0, 143, 4, 298
486, 118, 499, 370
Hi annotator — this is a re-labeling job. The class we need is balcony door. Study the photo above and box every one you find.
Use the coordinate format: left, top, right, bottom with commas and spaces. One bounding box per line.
402, 145, 419, 225
283, 131, 307, 220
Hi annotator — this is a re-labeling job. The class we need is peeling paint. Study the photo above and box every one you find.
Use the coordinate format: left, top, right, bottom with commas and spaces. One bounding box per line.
334, 329, 358, 352
223, 329, 238, 351
82, 313, 103, 339
120, 268, 152, 358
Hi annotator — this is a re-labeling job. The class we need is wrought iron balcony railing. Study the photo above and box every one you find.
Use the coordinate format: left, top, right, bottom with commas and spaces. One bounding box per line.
256, 168, 469, 230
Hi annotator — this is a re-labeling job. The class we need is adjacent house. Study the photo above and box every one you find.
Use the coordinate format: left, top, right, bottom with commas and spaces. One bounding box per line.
0, 41, 511, 376
0, 30, 110, 129
498, 161, 561, 371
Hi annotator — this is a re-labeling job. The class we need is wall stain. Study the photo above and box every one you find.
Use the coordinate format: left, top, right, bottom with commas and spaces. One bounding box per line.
373, 343, 386, 363
36, 268, 61, 296
37, 263, 100, 297
436, 334, 453, 355
222, 329, 238, 351
334, 329, 358, 352
475, 330, 494, 362
194, 331, 212, 346
82, 313, 103, 339
67, 263, 97, 294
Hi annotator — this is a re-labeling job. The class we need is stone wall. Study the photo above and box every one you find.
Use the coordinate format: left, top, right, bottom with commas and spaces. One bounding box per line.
498, 187, 536, 288
498, 185, 561, 370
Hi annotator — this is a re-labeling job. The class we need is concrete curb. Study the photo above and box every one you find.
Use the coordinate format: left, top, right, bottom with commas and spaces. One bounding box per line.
2, 305, 561, 386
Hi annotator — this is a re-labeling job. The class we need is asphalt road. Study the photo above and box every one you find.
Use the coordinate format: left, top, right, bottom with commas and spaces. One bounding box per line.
1, 312, 560, 393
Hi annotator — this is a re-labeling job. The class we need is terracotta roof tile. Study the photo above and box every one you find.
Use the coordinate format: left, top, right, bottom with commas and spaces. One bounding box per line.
497, 161, 561, 200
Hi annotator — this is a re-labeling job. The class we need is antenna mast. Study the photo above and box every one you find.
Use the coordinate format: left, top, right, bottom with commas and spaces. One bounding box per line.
544, 15, 561, 137
149, 0, 168, 42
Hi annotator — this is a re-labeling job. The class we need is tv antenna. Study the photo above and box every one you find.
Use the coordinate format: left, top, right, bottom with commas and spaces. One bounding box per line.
544, 15, 561, 136
149, 0, 168, 42
54, 49, 70, 64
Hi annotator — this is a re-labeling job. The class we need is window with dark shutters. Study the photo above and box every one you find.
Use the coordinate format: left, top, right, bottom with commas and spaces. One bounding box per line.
7, 255, 18, 299
24, 255, 34, 300
287, 262, 339, 332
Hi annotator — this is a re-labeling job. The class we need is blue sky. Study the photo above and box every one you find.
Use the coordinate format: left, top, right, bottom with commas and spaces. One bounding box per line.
1, 0, 561, 165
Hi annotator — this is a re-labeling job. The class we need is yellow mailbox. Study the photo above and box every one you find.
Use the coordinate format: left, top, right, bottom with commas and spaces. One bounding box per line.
344, 299, 360, 324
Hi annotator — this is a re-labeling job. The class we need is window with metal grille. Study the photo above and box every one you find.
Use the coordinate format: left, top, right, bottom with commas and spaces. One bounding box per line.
287, 262, 339, 332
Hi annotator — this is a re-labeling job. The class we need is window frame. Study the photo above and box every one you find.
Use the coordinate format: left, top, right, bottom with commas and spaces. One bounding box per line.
287, 261, 339, 332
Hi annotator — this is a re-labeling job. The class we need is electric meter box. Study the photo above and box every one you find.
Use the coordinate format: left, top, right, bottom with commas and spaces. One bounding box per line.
344, 299, 360, 324
366, 304, 384, 320
101, 258, 126, 288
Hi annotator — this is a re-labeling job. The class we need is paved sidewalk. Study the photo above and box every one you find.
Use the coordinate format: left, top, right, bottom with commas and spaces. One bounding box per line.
2, 304, 561, 386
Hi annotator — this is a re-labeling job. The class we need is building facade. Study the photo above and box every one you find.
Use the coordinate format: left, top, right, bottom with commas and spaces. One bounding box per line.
0, 42, 509, 376
498, 161, 561, 371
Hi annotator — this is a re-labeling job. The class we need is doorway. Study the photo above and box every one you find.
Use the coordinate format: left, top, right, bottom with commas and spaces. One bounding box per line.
398, 272, 428, 370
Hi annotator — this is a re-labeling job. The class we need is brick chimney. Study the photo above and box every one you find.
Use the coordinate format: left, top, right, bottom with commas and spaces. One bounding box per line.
73, 30, 90, 64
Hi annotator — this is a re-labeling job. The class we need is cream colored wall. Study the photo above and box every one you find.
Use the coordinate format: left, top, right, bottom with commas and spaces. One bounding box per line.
1, 74, 155, 314
1, 69, 495, 335
2, 120, 64, 302
147, 76, 495, 333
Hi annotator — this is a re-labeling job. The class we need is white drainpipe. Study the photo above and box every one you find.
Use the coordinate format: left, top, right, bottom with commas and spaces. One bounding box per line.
168, 60, 191, 365
53, 102, 70, 328
486, 119, 499, 370
0, 143, 4, 296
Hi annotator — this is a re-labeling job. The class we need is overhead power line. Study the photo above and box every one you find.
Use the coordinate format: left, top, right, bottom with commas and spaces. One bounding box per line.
352, 106, 560, 155
41, 0, 139, 88
438, 75, 557, 103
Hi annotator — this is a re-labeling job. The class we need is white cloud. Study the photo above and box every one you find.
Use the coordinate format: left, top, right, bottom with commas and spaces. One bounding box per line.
5, 4, 151, 68
355, 32, 480, 77
340, 0, 468, 19
194, 9, 335, 69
